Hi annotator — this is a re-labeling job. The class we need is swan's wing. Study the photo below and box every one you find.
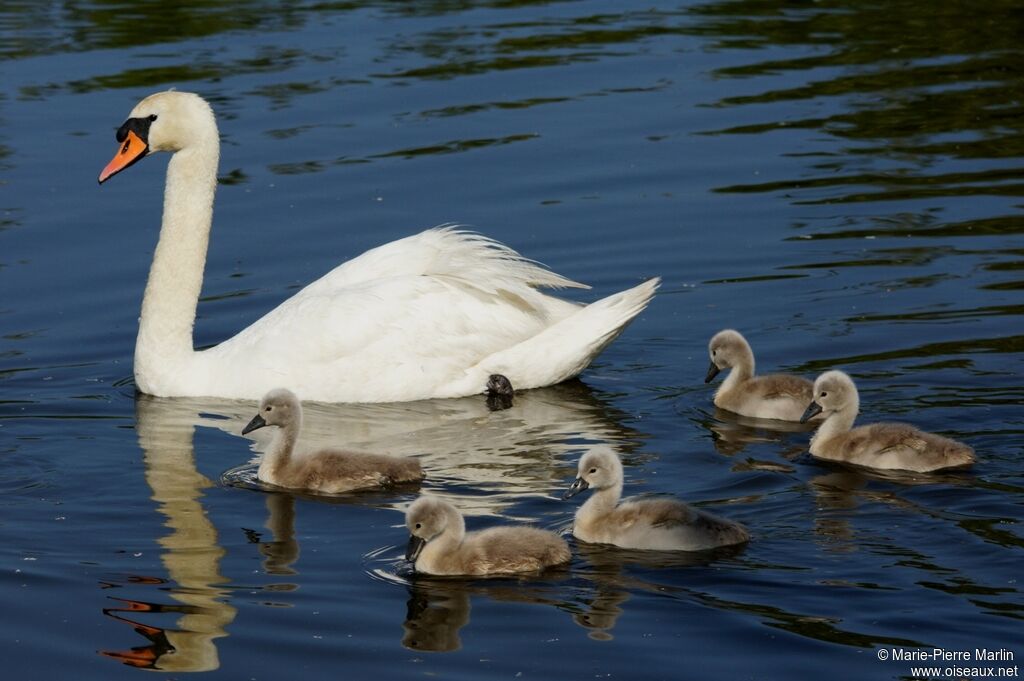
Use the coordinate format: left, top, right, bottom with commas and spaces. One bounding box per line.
196, 228, 657, 401
617, 498, 695, 529
756, 374, 813, 401
300, 227, 588, 295
861, 423, 929, 456
208, 272, 575, 401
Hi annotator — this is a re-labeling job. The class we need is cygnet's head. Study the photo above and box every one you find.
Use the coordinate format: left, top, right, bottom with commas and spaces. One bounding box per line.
405, 497, 455, 562
705, 329, 752, 383
99, 90, 218, 184
242, 388, 302, 434
800, 370, 859, 423
563, 447, 623, 499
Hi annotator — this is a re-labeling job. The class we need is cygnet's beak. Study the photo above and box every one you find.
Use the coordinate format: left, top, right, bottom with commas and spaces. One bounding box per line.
406, 535, 426, 562
704, 361, 721, 383
563, 477, 590, 500
242, 413, 267, 435
800, 401, 823, 424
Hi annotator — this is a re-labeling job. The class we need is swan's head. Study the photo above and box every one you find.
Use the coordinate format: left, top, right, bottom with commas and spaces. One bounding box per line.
705, 329, 751, 383
405, 497, 456, 562
242, 388, 302, 435
563, 447, 623, 499
801, 370, 858, 423
99, 90, 218, 184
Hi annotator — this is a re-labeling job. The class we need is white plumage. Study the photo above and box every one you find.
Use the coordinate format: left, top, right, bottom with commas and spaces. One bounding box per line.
100, 91, 658, 402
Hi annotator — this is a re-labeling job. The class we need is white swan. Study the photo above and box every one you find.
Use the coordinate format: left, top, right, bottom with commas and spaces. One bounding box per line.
98, 91, 659, 402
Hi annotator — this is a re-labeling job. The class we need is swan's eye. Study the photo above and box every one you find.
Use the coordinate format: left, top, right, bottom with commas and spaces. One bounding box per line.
589, 467, 597, 474
148, 114, 158, 121
820, 391, 828, 398
264, 406, 272, 412
415, 523, 422, 530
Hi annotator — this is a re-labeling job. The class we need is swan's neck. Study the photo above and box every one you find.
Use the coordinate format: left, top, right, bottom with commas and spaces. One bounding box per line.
135, 142, 219, 393
810, 400, 858, 454
441, 506, 467, 547
577, 479, 622, 525
716, 350, 754, 400
421, 508, 466, 571
259, 417, 301, 480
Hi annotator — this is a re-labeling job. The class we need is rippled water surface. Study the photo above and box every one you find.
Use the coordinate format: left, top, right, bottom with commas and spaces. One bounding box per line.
2, 1, 1022, 679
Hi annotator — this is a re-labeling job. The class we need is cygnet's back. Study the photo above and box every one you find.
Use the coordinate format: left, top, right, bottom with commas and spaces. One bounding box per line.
242, 388, 424, 493
705, 329, 818, 422
564, 448, 749, 551
275, 448, 423, 493
405, 496, 570, 576
801, 371, 976, 473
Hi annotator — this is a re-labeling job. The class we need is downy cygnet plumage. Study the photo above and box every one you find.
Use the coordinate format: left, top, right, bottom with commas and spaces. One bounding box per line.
405, 496, 570, 576
564, 448, 749, 551
800, 370, 975, 473
705, 329, 820, 422
242, 388, 424, 492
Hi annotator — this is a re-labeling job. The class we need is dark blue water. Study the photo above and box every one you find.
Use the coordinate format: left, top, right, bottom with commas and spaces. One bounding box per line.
2, 1, 1022, 679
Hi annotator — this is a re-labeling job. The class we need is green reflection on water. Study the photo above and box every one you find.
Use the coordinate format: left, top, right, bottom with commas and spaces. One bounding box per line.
0, 1, 310, 61
688, 0, 1024, 206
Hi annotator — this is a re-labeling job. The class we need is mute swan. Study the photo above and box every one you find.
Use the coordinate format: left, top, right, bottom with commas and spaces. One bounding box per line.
404, 496, 570, 576
705, 329, 821, 422
563, 448, 749, 551
241, 388, 423, 492
98, 91, 659, 402
800, 371, 976, 473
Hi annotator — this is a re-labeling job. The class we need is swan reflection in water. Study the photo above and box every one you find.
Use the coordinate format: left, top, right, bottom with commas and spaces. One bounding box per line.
807, 463, 977, 552
102, 380, 642, 665
400, 539, 744, 650
401, 574, 570, 653
243, 492, 301, 578
572, 540, 747, 641
100, 395, 237, 672
232, 380, 643, 516
702, 407, 811, 464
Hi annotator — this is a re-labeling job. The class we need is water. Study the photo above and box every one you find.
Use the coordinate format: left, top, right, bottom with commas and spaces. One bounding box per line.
2, 1, 1022, 679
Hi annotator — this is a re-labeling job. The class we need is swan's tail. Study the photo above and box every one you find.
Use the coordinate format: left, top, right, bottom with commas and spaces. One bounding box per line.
472, 277, 660, 390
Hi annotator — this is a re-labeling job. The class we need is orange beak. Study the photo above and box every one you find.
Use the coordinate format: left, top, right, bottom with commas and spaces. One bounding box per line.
98, 130, 148, 184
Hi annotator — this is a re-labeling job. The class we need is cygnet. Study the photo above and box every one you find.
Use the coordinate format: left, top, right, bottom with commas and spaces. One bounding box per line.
405, 496, 570, 576
705, 329, 821, 422
242, 388, 424, 493
563, 447, 749, 551
800, 370, 976, 473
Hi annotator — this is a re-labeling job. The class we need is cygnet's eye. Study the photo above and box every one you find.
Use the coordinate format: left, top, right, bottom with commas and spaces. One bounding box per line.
712, 349, 717, 356
589, 467, 598, 474
820, 391, 828, 398
264, 406, 273, 412
415, 523, 422, 530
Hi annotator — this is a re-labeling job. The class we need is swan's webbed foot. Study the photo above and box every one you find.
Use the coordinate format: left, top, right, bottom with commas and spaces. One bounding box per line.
485, 374, 514, 411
